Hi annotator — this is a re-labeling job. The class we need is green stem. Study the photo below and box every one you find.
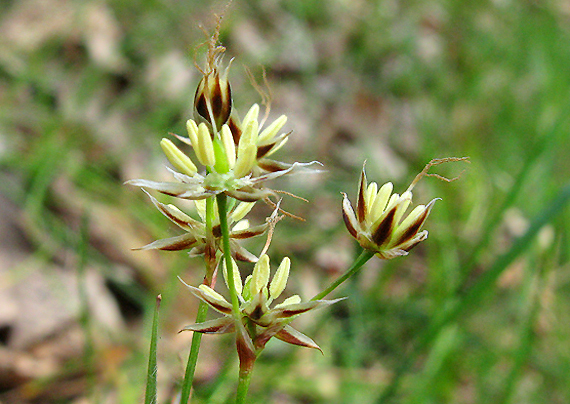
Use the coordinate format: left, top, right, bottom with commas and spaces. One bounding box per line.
216, 193, 241, 315
312, 249, 374, 301
236, 367, 254, 404
179, 300, 209, 404
206, 197, 215, 235
217, 194, 255, 403
179, 198, 217, 404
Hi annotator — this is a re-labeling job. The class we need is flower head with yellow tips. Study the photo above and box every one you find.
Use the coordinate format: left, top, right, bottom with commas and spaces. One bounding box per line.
127, 40, 319, 203
179, 255, 343, 354
342, 165, 439, 260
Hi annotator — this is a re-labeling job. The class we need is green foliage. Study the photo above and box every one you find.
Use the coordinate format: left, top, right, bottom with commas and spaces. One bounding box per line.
145, 295, 161, 404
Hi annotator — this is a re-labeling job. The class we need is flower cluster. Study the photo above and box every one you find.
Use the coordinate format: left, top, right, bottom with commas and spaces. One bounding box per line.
134, 190, 270, 262
342, 167, 438, 259
128, 36, 331, 357
127, 61, 318, 203
129, 23, 459, 397
180, 255, 342, 361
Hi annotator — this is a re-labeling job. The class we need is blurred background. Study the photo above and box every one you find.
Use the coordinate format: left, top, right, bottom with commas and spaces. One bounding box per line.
1, 0, 570, 403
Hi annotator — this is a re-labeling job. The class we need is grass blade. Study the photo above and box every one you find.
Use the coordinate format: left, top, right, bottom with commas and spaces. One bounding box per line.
145, 295, 162, 404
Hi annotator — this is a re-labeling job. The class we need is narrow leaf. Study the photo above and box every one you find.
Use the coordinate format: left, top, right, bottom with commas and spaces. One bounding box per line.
144, 295, 161, 404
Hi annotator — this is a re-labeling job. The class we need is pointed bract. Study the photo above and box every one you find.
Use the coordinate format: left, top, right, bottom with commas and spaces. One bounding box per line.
180, 317, 235, 334
275, 325, 323, 353
134, 233, 199, 252
236, 321, 257, 372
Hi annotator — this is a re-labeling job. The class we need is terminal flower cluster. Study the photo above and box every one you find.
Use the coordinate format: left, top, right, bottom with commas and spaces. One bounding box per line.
127, 57, 318, 203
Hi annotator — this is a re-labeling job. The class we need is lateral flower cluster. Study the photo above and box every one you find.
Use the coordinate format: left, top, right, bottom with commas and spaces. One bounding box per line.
340, 159, 467, 259
135, 190, 269, 262
180, 255, 342, 366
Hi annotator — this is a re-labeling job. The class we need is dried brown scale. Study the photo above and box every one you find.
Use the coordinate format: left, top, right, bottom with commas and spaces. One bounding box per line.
392, 208, 430, 246
253, 333, 272, 349
210, 77, 225, 122
226, 188, 274, 203
257, 159, 290, 173
371, 206, 396, 246
357, 170, 367, 224
194, 92, 209, 124
342, 193, 359, 238
275, 326, 322, 353
133, 233, 200, 251
161, 240, 197, 251
181, 318, 235, 334
228, 116, 241, 144
403, 239, 422, 252
256, 144, 274, 159
155, 206, 196, 230
212, 225, 222, 238
193, 66, 233, 131
209, 301, 232, 314
249, 305, 265, 321
236, 324, 257, 372
275, 330, 304, 346
231, 246, 257, 262
230, 225, 268, 239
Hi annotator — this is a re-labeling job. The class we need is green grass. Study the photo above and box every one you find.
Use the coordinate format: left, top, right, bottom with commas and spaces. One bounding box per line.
1, 0, 570, 403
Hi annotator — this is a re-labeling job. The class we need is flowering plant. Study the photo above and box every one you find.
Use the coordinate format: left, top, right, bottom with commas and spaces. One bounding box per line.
132, 16, 468, 404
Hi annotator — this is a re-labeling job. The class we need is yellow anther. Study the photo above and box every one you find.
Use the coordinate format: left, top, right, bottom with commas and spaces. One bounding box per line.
160, 138, 197, 176
269, 257, 290, 299
250, 254, 270, 296
259, 115, 287, 144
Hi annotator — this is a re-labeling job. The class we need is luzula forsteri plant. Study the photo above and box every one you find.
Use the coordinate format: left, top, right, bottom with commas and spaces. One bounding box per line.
130, 19, 468, 404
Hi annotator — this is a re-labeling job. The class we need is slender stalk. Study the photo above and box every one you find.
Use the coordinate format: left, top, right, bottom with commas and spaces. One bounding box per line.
179, 300, 209, 404
216, 193, 241, 315
217, 193, 255, 403
179, 198, 217, 404
312, 249, 374, 301
235, 368, 254, 404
